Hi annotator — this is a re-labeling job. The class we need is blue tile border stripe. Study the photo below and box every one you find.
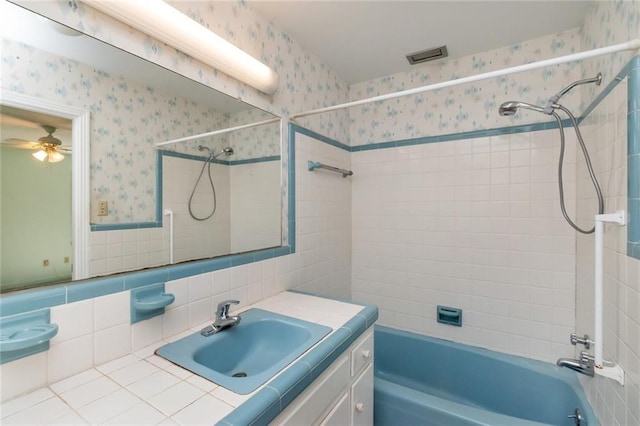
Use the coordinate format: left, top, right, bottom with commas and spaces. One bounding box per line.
218, 303, 378, 426
289, 124, 351, 151
91, 151, 282, 231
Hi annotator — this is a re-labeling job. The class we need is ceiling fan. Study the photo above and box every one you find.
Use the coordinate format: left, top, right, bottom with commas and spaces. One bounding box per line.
2, 125, 71, 163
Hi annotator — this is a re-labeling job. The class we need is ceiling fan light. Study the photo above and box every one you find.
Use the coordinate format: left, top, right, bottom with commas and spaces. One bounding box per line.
33, 149, 48, 161
48, 151, 65, 163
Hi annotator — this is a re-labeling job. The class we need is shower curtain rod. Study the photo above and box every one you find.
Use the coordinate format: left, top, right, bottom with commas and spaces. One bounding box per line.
291, 39, 640, 119
155, 117, 280, 147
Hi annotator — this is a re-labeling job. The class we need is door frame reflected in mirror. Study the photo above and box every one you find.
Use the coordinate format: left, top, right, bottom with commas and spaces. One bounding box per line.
1, 90, 91, 283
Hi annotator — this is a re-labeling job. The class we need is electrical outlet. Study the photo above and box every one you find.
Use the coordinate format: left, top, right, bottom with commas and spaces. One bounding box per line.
43, 259, 49, 267
64, 256, 70, 264
98, 200, 108, 216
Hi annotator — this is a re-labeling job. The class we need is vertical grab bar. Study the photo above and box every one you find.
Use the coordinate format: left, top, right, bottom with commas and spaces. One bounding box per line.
164, 208, 174, 264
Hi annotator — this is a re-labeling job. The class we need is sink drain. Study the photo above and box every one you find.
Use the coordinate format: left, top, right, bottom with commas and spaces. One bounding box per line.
232, 372, 247, 378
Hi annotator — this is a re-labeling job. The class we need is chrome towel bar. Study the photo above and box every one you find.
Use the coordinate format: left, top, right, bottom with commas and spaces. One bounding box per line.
307, 161, 353, 178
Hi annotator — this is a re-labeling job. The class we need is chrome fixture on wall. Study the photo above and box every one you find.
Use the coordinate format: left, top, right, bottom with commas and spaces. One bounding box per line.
498, 73, 604, 234
556, 351, 595, 377
187, 146, 234, 221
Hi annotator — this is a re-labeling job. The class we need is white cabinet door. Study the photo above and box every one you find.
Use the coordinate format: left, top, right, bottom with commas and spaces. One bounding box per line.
319, 392, 350, 426
351, 364, 373, 426
274, 355, 349, 426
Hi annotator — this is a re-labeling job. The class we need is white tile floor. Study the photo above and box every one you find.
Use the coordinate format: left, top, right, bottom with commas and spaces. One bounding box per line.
1, 293, 363, 425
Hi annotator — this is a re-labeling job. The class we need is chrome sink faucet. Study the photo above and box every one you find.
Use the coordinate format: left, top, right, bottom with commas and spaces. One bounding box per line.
200, 300, 241, 337
556, 351, 594, 377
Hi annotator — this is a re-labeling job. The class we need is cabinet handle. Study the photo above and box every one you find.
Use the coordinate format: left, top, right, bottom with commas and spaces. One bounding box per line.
355, 402, 364, 412
361, 350, 371, 359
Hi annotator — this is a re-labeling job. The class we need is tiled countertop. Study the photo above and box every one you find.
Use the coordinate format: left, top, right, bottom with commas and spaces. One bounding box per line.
1, 292, 376, 425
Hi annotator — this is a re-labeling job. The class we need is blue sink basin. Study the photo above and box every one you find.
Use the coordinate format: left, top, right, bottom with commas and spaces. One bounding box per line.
155, 308, 332, 394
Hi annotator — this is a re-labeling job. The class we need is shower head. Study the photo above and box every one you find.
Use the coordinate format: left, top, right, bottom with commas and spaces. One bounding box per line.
498, 101, 548, 116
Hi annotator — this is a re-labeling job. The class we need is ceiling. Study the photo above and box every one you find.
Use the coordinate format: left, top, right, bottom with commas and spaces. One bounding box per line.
250, 1, 592, 84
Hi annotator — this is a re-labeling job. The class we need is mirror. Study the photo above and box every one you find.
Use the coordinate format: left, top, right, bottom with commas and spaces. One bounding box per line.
0, 2, 282, 292
1, 107, 73, 291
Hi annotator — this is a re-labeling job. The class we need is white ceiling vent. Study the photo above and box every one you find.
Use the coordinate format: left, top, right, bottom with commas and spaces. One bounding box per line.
406, 46, 448, 65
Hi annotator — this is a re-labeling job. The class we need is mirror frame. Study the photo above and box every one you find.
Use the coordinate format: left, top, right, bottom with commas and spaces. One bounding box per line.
1, 90, 91, 281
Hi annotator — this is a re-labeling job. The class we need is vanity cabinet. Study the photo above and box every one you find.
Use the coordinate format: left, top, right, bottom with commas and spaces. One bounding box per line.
272, 328, 374, 426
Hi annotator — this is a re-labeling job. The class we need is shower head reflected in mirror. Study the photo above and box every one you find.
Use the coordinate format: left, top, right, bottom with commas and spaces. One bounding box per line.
498, 101, 548, 116
197, 145, 234, 158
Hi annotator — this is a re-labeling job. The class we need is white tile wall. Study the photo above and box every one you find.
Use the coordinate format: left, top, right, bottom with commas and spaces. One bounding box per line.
90, 159, 282, 278
295, 134, 352, 299
351, 130, 578, 363
575, 77, 640, 426
230, 162, 282, 253
90, 228, 165, 277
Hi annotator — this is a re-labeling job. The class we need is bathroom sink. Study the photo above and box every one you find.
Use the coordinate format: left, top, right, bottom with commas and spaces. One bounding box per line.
155, 308, 332, 394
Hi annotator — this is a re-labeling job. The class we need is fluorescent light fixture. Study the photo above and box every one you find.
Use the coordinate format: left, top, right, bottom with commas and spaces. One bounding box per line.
81, 0, 279, 94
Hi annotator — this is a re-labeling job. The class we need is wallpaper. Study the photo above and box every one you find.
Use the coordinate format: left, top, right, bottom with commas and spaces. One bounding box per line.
1, 38, 281, 222
580, 1, 640, 109
1, 39, 229, 223
348, 28, 583, 145
12, 0, 351, 144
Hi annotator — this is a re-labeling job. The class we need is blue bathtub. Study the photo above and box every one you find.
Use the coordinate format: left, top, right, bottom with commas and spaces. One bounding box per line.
374, 326, 598, 426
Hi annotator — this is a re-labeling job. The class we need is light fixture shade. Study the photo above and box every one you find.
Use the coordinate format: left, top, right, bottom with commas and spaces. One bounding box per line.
48, 151, 65, 163
33, 150, 48, 161
81, 0, 279, 95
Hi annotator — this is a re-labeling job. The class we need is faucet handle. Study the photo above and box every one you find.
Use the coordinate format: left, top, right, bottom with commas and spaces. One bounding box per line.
579, 351, 594, 365
217, 300, 239, 318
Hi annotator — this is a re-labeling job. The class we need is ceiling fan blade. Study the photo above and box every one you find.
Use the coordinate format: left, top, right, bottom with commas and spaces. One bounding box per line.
57, 146, 73, 153
1, 138, 39, 150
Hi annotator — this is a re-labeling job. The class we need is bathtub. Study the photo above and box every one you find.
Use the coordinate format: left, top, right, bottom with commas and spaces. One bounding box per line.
374, 326, 598, 426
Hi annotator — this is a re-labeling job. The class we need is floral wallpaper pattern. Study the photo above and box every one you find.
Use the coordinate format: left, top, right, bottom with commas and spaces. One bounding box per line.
2, 39, 280, 223
2, 39, 231, 222
7, 0, 351, 228
580, 1, 640, 109
348, 29, 583, 145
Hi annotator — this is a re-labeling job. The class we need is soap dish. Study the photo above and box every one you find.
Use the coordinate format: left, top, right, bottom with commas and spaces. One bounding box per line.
131, 282, 175, 323
0, 309, 58, 364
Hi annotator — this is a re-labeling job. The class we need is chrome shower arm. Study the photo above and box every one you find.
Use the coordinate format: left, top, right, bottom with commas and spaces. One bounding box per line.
544, 72, 602, 113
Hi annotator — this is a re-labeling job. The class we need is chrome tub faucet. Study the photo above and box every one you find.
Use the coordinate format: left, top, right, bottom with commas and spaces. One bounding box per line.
200, 300, 241, 337
556, 351, 594, 377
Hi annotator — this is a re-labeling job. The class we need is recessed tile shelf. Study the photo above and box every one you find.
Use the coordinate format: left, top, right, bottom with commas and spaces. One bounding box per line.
130, 282, 175, 324
0, 308, 58, 364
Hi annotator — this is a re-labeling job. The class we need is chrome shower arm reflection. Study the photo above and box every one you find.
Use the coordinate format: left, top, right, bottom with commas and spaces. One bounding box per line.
498, 101, 548, 116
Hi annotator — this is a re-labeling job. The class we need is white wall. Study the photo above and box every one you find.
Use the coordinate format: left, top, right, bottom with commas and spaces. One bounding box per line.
1, 147, 72, 289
